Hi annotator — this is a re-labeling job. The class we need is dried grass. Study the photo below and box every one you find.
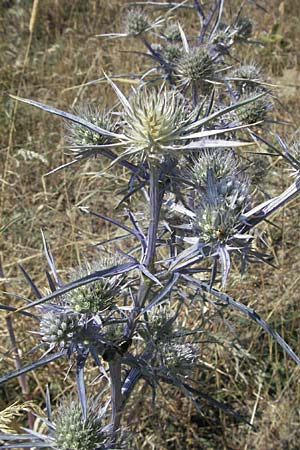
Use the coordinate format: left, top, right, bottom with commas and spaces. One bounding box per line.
1, 1, 300, 449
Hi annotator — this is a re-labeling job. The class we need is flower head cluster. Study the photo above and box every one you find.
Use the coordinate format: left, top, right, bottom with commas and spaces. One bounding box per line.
67, 259, 124, 315
65, 107, 115, 148
161, 342, 198, 375
40, 310, 82, 350
230, 64, 262, 94
54, 399, 106, 450
124, 8, 150, 36
175, 47, 214, 87
123, 86, 190, 163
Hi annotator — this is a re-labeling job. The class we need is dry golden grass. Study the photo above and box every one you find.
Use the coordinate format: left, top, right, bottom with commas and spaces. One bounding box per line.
1, 1, 300, 449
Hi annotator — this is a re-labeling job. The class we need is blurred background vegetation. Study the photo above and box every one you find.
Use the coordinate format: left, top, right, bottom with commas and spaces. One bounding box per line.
1, 0, 300, 448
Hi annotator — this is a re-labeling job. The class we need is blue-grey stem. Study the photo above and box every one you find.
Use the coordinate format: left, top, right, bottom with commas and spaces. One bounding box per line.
109, 357, 122, 432
143, 166, 161, 270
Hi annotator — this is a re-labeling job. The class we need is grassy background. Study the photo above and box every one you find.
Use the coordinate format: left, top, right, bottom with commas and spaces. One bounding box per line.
1, 0, 300, 448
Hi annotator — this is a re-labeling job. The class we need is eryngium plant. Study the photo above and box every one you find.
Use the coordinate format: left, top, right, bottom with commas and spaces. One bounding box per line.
1, 1, 300, 448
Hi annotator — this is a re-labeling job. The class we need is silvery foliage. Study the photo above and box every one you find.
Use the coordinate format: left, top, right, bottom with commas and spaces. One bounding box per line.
1, 1, 300, 448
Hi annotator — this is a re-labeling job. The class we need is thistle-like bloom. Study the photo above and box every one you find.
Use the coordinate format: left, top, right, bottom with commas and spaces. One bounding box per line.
175, 47, 214, 87
160, 42, 183, 65
67, 259, 124, 315
124, 8, 150, 36
235, 91, 272, 125
54, 400, 106, 450
230, 64, 263, 94
161, 342, 198, 375
287, 141, 300, 177
40, 310, 82, 350
188, 149, 240, 187
143, 304, 174, 342
123, 86, 191, 163
65, 107, 116, 147
194, 191, 248, 245
170, 172, 252, 284
234, 17, 253, 40
163, 23, 181, 42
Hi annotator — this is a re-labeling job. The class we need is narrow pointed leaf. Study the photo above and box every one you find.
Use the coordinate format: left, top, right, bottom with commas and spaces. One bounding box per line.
16, 262, 138, 312
76, 355, 87, 420
0, 351, 66, 385
10, 95, 122, 138
182, 275, 300, 365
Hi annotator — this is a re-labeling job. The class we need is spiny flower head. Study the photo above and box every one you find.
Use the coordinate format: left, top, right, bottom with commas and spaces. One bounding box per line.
162, 342, 198, 375
188, 149, 240, 187
234, 16, 253, 40
124, 8, 150, 36
40, 310, 82, 350
54, 399, 105, 450
234, 91, 272, 125
144, 304, 174, 342
193, 180, 250, 245
287, 141, 300, 176
123, 86, 190, 163
163, 23, 181, 42
161, 42, 183, 65
230, 64, 262, 94
67, 259, 124, 315
175, 47, 214, 87
65, 107, 116, 147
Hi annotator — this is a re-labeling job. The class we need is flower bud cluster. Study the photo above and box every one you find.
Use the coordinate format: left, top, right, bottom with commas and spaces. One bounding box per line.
162, 342, 198, 375
40, 310, 82, 350
124, 8, 150, 36
54, 400, 106, 450
175, 47, 214, 87
65, 107, 115, 147
230, 64, 262, 95
67, 259, 123, 315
